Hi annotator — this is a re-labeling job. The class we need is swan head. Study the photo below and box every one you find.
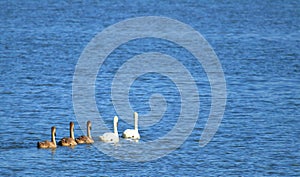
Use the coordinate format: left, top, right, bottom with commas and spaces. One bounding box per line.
70, 122, 75, 129
87, 120, 92, 129
51, 126, 56, 136
134, 112, 138, 119
114, 116, 118, 124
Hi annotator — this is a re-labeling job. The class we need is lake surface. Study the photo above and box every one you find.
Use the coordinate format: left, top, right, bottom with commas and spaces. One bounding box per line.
1, 0, 299, 176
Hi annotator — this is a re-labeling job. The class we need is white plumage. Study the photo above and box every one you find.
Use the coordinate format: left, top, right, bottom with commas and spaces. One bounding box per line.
99, 116, 119, 143
122, 112, 140, 140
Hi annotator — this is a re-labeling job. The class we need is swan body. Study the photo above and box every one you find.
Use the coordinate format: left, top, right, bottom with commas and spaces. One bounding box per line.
58, 122, 77, 146
100, 116, 119, 143
37, 126, 57, 149
76, 121, 94, 144
122, 112, 140, 140
122, 129, 140, 140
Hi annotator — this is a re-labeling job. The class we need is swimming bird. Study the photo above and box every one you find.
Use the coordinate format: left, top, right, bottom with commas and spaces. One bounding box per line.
37, 126, 57, 149
58, 122, 77, 146
75, 120, 94, 144
122, 112, 140, 140
99, 116, 119, 143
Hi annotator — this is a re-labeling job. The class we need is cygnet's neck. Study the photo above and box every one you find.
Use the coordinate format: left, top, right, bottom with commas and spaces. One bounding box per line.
87, 122, 92, 138
70, 123, 75, 139
51, 127, 56, 146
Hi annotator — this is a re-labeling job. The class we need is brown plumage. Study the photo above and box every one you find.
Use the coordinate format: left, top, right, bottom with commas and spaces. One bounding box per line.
75, 121, 94, 144
58, 122, 77, 146
37, 126, 57, 149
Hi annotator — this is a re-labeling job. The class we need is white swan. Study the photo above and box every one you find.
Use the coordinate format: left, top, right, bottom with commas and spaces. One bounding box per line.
122, 112, 140, 140
75, 120, 94, 144
37, 126, 57, 149
99, 116, 119, 143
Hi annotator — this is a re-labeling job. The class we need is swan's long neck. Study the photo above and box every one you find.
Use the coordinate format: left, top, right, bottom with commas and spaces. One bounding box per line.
113, 116, 118, 136
70, 124, 75, 139
51, 127, 56, 146
87, 122, 92, 138
134, 112, 138, 130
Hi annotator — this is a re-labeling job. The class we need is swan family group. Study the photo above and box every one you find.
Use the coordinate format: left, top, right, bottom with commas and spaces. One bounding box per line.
37, 112, 140, 149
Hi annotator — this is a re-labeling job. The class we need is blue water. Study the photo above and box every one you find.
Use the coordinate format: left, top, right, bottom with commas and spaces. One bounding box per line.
1, 0, 299, 176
